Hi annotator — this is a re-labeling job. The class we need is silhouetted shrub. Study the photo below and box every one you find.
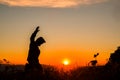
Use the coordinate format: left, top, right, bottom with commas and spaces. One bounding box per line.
106, 46, 120, 67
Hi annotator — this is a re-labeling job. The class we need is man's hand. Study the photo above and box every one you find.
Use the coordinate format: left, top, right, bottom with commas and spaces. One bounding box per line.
35, 26, 40, 32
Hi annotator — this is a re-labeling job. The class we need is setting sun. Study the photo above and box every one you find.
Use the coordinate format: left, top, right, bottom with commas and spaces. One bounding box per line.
62, 59, 70, 65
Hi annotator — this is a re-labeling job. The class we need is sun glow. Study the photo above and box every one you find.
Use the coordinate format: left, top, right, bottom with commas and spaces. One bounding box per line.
62, 59, 70, 65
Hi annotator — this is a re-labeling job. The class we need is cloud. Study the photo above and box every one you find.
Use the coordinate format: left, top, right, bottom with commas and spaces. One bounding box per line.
0, 0, 108, 8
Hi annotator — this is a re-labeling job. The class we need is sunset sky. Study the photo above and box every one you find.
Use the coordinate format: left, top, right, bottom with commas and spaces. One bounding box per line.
0, 0, 120, 67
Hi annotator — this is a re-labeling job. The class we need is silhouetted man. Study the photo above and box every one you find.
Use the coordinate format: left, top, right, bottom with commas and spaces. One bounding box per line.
25, 26, 46, 72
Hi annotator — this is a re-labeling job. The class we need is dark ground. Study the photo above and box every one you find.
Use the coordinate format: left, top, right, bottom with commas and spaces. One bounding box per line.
0, 64, 120, 80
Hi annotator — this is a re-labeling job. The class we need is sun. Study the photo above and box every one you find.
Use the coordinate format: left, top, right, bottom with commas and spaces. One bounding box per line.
62, 59, 70, 65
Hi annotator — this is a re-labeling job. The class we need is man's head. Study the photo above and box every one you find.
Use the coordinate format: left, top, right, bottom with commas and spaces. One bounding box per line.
36, 37, 46, 46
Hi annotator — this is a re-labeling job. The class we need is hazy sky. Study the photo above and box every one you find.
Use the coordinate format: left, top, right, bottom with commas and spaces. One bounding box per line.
0, 0, 120, 66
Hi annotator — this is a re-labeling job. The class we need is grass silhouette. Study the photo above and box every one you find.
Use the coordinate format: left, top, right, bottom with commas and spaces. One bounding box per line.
0, 64, 120, 80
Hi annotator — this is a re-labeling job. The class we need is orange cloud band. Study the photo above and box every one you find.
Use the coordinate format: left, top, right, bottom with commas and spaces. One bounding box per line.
0, 0, 108, 8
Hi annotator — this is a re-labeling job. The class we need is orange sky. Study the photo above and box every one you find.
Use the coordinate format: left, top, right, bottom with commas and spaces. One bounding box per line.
0, 0, 120, 67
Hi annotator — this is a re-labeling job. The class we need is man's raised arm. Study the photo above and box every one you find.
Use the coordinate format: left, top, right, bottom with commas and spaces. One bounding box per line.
30, 26, 40, 42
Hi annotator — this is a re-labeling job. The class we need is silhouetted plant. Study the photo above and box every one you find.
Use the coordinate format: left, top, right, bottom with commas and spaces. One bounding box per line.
88, 53, 99, 66
106, 46, 120, 66
94, 53, 99, 59
3, 59, 10, 64
88, 60, 97, 66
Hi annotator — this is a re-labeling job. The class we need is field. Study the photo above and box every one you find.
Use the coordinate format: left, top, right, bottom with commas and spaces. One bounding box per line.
0, 64, 120, 80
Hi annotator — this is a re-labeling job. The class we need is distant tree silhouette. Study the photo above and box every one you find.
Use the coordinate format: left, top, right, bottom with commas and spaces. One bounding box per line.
106, 46, 120, 66
25, 26, 46, 72
105, 46, 120, 79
